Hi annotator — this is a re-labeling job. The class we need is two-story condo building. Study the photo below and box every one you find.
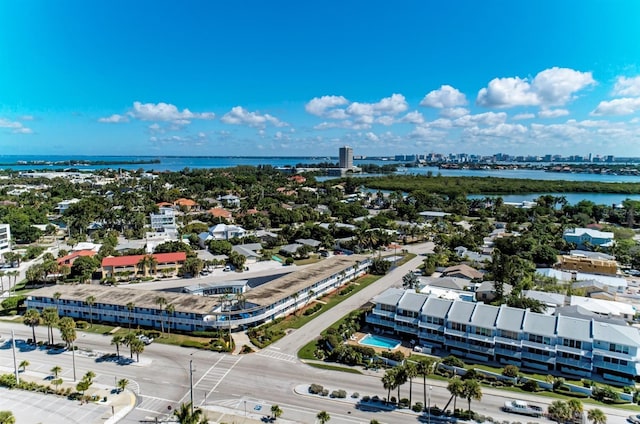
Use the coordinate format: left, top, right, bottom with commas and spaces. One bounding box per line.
27, 255, 371, 332
367, 288, 640, 385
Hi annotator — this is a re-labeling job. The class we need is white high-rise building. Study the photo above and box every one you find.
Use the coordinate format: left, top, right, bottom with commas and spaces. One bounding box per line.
339, 146, 353, 169
0, 224, 11, 257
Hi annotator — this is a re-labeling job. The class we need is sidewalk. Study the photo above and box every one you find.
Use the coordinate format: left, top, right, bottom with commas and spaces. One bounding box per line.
0, 364, 136, 423
231, 330, 260, 355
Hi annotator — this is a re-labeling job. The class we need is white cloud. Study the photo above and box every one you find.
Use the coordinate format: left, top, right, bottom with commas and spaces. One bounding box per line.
477, 67, 595, 108
347, 93, 408, 117
0, 118, 33, 134
538, 109, 570, 118
12, 127, 33, 134
129, 101, 215, 122
454, 112, 507, 127
440, 107, 469, 119
591, 97, 640, 116
305, 95, 349, 116
464, 123, 527, 138
420, 85, 468, 108
365, 132, 379, 142
512, 113, 535, 120
221, 106, 287, 128
400, 111, 425, 124
613, 76, 640, 97
477, 77, 539, 108
98, 114, 129, 123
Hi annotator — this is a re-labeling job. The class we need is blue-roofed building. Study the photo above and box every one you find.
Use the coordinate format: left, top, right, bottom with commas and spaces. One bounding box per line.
563, 227, 614, 249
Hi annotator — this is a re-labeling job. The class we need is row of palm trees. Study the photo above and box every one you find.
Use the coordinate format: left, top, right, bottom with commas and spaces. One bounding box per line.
381, 358, 439, 410
548, 399, 606, 424
0, 270, 20, 295
110, 333, 145, 362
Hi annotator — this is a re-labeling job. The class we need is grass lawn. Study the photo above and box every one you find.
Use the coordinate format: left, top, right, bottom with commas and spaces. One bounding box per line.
304, 363, 363, 374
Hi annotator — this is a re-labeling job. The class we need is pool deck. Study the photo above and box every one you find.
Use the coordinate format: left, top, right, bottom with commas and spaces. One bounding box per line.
348, 332, 413, 357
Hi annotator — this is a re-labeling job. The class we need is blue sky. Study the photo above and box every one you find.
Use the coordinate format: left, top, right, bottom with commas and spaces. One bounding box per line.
2, 1, 640, 157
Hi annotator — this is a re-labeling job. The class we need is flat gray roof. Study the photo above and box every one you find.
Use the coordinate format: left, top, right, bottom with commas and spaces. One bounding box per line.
471, 303, 499, 329
523, 312, 557, 337
28, 284, 220, 315
592, 321, 640, 346
495, 305, 526, 332
556, 315, 592, 342
398, 291, 427, 313
446, 300, 475, 323
244, 254, 369, 306
372, 287, 405, 306
421, 296, 453, 318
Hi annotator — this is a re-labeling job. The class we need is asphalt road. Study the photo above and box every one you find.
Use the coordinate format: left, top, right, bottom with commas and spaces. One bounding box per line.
0, 242, 633, 423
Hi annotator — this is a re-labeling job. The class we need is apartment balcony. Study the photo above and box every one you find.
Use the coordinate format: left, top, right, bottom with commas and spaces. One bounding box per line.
444, 328, 467, 338
495, 347, 521, 359
372, 309, 396, 319
521, 339, 555, 352
556, 356, 592, 370
521, 350, 555, 364
495, 336, 521, 346
467, 333, 495, 344
395, 314, 419, 325
445, 338, 471, 351
592, 348, 634, 362
418, 331, 445, 343
592, 358, 636, 374
556, 344, 592, 358
418, 321, 444, 331
365, 315, 395, 329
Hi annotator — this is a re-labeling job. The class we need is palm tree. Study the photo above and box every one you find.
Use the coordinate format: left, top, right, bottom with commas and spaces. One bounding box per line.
58, 317, 77, 381
393, 365, 407, 404
50, 365, 62, 378
173, 402, 208, 424
130, 338, 145, 362
53, 291, 62, 311
111, 335, 123, 357
19, 360, 29, 372
117, 378, 129, 393
23, 308, 41, 345
447, 378, 464, 412
548, 400, 571, 424
417, 358, 435, 410
85, 295, 96, 325
316, 411, 330, 424
404, 361, 418, 407
126, 302, 135, 329
42, 307, 59, 345
587, 408, 606, 424
270, 404, 283, 420
461, 379, 482, 416
292, 292, 299, 315
52, 378, 63, 392
165, 303, 175, 335
382, 368, 396, 403
567, 399, 584, 422
155, 296, 167, 333
0, 410, 15, 424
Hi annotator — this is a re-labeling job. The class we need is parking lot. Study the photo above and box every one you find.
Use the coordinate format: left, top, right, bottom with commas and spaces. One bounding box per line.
0, 387, 109, 424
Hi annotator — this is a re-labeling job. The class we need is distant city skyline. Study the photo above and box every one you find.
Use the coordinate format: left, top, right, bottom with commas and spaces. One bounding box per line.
1, 1, 640, 157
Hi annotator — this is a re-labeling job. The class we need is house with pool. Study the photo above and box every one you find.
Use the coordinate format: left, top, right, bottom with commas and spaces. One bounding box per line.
366, 287, 640, 385
26, 255, 371, 332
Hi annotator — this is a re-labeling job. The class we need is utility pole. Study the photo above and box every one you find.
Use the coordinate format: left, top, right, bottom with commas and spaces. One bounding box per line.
11, 330, 19, 385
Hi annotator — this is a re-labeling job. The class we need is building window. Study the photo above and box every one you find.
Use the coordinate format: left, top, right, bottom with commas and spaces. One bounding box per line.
475, 327, 492, 337
528, 334, 552, 345
500, 330, 519, 340
450, 322, 467, 332
609, 343, 630, 354
562, 338, 582, 349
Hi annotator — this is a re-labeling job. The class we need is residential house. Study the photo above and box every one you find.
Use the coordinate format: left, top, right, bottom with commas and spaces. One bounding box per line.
56, 198, 80, 214
475, 281, 513, 302
231, 243, 262, 263
208, 207, 233, 222
150, 207, 176, 231
279, 243, 303, 257
174, 198, 198, 211
441, 264, 483, 280
563, 228, 615, 249
209, 224, 246, 241
557, 254, 618, 275
218, 194, 240, 208
295, 238, 322, 250
57, 250, 97, 269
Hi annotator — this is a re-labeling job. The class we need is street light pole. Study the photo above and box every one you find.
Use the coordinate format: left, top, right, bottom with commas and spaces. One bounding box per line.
189, 359, 194, 414
428, 385, 432, 424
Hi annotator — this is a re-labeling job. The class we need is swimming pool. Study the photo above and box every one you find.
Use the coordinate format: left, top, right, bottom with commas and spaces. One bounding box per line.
359, 334, 401, 350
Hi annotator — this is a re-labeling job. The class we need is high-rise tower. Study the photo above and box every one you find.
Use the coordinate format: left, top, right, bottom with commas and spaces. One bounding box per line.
339, 146, 353, 169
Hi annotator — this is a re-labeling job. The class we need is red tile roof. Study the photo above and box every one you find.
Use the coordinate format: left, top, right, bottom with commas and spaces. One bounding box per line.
208, 207, 232, 219
57, 250, 96, 265
174, 198, 197, 207
102, 252, 187, 267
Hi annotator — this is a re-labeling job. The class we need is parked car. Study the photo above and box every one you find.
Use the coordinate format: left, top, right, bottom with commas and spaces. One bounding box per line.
136, 335, 153, 345
628, 414, 640, 424
223, 266, 232, 272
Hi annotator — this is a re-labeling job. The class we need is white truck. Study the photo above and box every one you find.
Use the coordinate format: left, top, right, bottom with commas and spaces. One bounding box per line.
502, 400, 543, 417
